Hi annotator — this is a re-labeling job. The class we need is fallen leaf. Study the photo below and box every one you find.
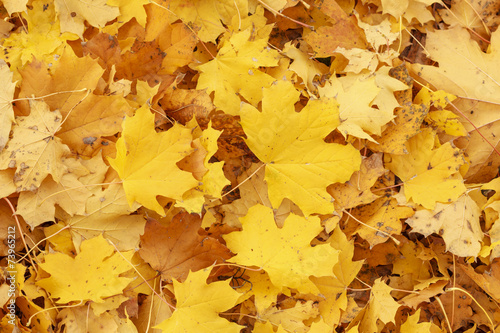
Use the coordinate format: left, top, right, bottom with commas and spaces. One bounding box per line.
240, 80, 361, 215
223, 204, 339, 293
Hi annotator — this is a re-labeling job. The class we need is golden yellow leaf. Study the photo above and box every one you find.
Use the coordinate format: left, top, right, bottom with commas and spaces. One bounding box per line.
259, 300, 320, 333
0, 60, 16, 151
154, 268, 243, 332
196, 29, 280, 115
37, 234, 134, 304
223, 204, 339, 293
359, 278, 400, 332
167, 0, 248, 42
386, 127, 466, 209
241, 80, 361, 215
54, 0, 119, 37
311, 226, 364, 326
0, 1, 77, 77
400, 309, 439, 333
108, 105, 198, 215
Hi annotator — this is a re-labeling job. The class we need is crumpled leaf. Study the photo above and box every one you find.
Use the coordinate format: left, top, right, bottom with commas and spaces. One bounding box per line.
328, 153, 385, 210
352, 197, 414, 248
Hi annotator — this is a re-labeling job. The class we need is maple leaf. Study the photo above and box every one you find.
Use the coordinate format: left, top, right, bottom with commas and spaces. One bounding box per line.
54, 0, 119, 38
240, 80, 361, 215
223, 204, 339, 293
413, 26, 500, 181
407, 195, 483, 257
359, 278, 401, 332
400, 309, 440, 332
18, 49, 134, 153
328, 153, 385, 210
319, 67, 408, 143
154, 268, 244, 332
139, 213, 231, 282
177, 120, 230, 213
167, 0, 248, 42
108, 105, 198, 215
0, 60, 16, 151
239, 269, 283, 313
0, 0, 78, 77
0, 100, 70, 191
196, 29, 280, 115
311, 227, 364, 326
37, 234, 134, 304
259, 300, 320, 333
352, 197, 414, 248
386, 127, 466, 209
65, 183, 146, 251
16, 170, 92, 228
304, 0, 367, 57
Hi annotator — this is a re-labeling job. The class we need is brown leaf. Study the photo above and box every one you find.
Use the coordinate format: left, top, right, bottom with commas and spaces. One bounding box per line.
139, 213, 231, 282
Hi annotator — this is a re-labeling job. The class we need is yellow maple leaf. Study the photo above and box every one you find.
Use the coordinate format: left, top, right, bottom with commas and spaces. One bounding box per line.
0, 60, 16, 151
414, 89, 466, 137
154, 268, 243, 332
107, 0, 149, 27
239, 270, 283, 313
311, 226, 364, 326
240, 80, 361, 216
406, 195, 483, 257
65, 183, 145, 251
400, 309, 440, 333
16, 169, 92, 228
167, 0, 248, 42
0, 100, 70, 191
353, 197, 414, 248
359, 278, 400, 332
37, 234, 134, 304
177, 120, 230, 213
386, 127, 466, 209
223, 204, 339, 293
54, 0, 119, 38
412, 27, 500, 181
414, 26, 500, 104
328, 153, 385, 210
0, 0, 77, 78
259, 300, 320, 333
196, 29, 280, 115
108, 105, 198, 215
319, 70, 405, 142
